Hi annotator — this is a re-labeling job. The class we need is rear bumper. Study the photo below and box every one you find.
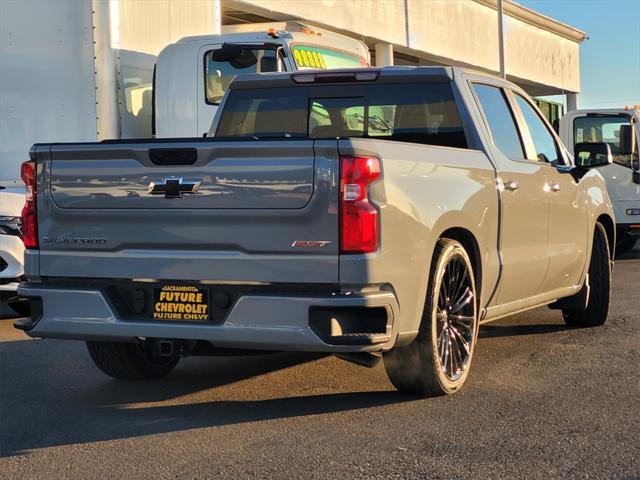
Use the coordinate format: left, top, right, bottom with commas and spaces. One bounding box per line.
16, 284, 399, 353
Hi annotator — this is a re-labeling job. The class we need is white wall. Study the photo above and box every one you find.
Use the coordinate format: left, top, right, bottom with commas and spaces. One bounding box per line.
230, 0, 583, 95
115, 0, 221, 138
118, 0, 221, 56
0, 0, 96, 182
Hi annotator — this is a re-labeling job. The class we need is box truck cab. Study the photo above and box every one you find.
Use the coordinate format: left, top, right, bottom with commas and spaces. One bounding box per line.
559, 107, 640, 254
154, 22, 370, 138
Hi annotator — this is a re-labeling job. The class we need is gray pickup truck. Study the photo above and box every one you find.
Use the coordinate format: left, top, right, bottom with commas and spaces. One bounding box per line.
16, 67, 615, 396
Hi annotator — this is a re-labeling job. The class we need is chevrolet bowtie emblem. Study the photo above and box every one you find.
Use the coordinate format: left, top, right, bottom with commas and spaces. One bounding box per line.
148, 178, 201, 199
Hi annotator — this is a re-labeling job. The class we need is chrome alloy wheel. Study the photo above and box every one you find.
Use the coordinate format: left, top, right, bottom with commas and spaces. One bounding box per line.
435, 254, 476, 381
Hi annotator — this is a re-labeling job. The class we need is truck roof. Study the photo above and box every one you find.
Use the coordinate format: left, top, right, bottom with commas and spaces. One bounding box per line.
569, 108, 636, 114
566, 108, 640, 120
175, 21, 369, 59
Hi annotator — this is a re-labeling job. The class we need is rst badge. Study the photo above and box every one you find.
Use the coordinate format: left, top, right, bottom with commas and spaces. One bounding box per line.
148, 178, 201, 199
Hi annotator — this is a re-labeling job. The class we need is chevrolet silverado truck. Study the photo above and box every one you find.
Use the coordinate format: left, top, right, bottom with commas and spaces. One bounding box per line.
15, 67, 615, 396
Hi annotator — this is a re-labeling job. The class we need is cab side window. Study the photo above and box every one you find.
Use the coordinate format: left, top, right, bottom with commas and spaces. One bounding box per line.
473, 84, 525, 160
204, 48, 285, 105
574, 115, 637, 168
514, 94, 561, 164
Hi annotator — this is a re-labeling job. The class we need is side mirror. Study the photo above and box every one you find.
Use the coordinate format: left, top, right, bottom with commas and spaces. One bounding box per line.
620, 124, 636, 155
574, 142, 613, 168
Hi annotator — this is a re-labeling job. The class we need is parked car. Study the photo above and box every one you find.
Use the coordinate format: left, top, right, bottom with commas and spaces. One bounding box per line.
558, 107, 640, 255
15, 67, 615, 396
0, 186, 27, 316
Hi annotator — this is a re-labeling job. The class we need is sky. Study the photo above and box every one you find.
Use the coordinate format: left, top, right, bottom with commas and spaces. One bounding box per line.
518, 0, 640, 109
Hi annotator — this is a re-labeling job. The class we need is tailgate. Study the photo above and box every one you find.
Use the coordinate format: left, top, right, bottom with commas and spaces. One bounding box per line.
38, 139, 340, 284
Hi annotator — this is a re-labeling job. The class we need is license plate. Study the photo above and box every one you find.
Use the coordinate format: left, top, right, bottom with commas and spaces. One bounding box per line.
152, 285, 210, 322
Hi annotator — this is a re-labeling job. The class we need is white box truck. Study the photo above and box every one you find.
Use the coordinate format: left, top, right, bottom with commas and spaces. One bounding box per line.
0, 1, 370, 314
558, 107, 640, 255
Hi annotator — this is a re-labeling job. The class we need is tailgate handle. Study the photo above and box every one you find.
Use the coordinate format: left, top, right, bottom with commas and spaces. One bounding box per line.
149, 148, 197, 166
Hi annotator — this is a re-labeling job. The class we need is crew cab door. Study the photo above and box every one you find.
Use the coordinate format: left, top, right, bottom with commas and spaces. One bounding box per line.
509, 92, 588, 292
471, 83, 550, 306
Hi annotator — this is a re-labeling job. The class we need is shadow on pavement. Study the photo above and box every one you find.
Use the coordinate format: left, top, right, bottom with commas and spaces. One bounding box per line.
0, 303, 22, 321
479, 323, 569, 339
0, 337, 413, 457
615, 243, 640, 261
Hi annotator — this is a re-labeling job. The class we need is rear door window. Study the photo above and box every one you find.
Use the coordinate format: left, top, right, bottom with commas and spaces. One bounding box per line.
473, 84, 525, 160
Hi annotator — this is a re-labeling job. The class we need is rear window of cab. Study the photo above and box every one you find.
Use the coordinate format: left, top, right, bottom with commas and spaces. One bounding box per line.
215, 83, 468, 149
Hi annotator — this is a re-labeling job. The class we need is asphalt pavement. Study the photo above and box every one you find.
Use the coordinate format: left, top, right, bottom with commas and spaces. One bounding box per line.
1, 246, 639, 479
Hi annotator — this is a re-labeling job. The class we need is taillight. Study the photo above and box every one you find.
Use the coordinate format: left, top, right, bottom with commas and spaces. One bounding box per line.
21, 160, 38, 249
340, 155, 381, 254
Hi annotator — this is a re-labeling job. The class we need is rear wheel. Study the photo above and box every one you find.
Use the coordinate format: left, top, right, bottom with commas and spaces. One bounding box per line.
563, 223, 611, 327
384, 239, 478, 396
86, 340, 180, 379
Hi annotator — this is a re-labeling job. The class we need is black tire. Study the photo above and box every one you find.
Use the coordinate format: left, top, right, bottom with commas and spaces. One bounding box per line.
86, 341, 180, 379
384, 239, 479, 396
615, 234, 637, 257
8, 299, 30, 317
563, 223, 611, 327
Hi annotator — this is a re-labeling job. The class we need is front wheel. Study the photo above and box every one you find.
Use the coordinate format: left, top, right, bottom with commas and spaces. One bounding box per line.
563, 223, 611, 327
86, 340, 180, 379
384, 238, 479, 396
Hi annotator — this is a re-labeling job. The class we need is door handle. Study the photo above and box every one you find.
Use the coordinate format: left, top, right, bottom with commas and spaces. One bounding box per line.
502, 180, 519, 192
546, 182, 561, 193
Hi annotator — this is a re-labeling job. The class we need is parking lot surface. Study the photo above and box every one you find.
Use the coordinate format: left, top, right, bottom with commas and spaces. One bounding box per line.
1, 247, 639, 479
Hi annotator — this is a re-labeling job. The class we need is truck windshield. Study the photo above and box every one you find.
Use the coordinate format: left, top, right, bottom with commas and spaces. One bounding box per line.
574, 115, 638, 168
290, 45, 367, 70
216, 83, 468, 149
204, 48, 284, 105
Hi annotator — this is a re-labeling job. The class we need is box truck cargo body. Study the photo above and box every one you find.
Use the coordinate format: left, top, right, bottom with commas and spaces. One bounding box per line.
0, 0, 220, 305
